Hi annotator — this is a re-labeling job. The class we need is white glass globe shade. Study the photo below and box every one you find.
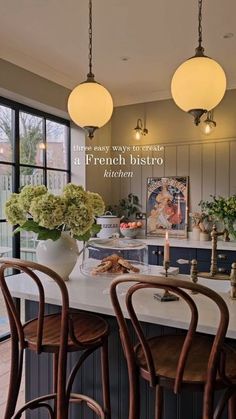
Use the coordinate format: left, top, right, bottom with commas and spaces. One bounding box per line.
68, 81, 113, 128
171, 56, 226, 112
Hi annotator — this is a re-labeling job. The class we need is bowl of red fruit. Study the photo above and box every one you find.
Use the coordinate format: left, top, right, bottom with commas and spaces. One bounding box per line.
120, 221, 143, 238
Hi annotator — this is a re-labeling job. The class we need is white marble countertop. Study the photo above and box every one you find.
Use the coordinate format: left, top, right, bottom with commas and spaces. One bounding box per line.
6, 263, 236, 340
136, 237, 236, 251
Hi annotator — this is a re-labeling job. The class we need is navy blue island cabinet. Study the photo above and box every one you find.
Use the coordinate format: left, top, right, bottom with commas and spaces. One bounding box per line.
24, 244, 236, 419
148, 245, 236, 275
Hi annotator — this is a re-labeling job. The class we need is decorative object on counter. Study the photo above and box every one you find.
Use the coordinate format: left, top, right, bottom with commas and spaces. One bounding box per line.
106, 193, 141, 220
164, 230, 170, 262
154, 260, 179, 302
200, 231, 210, 241
200, 195, 236, 240
5, 183, 105, 280
189, 211, 210, 241
201, 110, 216, 135
80, 238, 149, 278
230, 263, 236, 300
36, 232, 79, 281
67, 0, 113, 139
146, 177, 188, 238
198, 225, 234, 282
96, 211, 121, 239
190, 259, 198, 294
133, 118, 148, 140
171, 0, 226, 125
154, 233, 179, 302
120, 221, 143, 238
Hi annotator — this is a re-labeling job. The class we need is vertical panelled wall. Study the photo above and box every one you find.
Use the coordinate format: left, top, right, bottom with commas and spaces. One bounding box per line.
110, 139, 236, 214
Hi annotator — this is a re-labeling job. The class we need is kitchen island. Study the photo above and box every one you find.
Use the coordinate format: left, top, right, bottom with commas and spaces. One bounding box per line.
6, 264, 236, 419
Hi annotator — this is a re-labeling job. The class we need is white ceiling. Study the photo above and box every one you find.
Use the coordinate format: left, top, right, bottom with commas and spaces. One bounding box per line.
0, 0, 236, 106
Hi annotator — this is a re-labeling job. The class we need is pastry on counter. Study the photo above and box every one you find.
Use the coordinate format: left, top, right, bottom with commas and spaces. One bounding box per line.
91, 253, 140, 275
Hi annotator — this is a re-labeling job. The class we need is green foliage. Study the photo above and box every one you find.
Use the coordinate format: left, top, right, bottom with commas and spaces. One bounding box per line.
200, 195, 236, 238
14, 220, 61, 241
107, 193, 141, 220
6, 184, 105, 241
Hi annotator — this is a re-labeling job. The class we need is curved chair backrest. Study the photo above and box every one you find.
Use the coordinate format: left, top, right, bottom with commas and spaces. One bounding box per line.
110, 274, 229, 419
0, 257, 70, 354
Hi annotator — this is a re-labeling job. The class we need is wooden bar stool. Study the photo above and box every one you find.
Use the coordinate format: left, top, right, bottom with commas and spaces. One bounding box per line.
0, 258, 111, 419
110, 274, 236, 419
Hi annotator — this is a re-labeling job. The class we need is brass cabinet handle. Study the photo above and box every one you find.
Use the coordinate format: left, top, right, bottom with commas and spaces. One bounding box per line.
218, 267, 227, 273
151, 250, 163, 256
218, 254, 227, 260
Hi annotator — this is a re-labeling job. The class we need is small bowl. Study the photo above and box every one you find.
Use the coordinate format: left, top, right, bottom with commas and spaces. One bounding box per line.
120, 227, 139, 238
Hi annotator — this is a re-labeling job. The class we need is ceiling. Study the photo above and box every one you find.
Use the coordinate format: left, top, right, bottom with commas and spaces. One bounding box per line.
0, 0, 236, 106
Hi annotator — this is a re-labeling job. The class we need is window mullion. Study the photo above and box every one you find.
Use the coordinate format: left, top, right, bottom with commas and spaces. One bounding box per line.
43, 118, 47, 186
13, 107, 20, 259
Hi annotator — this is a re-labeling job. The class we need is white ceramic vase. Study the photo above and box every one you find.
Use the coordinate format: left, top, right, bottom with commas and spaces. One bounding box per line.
192, 226, 201, 241
36, 232, 78, 281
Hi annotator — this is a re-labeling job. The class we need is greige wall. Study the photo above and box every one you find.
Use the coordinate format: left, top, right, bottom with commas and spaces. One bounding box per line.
108, 90, 236, 214
0, 59, 70, 113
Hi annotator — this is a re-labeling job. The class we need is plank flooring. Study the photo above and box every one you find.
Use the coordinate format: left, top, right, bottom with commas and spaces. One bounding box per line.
0, 339, 25, 417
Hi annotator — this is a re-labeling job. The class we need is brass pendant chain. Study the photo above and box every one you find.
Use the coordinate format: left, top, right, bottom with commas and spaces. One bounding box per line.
195, 0, 205, 56
198, 0, 203, 49
87, 0, 94, 80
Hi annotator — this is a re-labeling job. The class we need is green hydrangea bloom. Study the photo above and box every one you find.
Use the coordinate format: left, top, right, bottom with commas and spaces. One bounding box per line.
5, 193, 27, 226
88, 191, 105, 216
63, 183, 89, 206
64, 203, 94, 237
30, 193, 66, 229
18, 185, 47, 212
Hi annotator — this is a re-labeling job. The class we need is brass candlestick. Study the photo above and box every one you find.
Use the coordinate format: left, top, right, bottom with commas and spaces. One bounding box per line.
198, 225, 232, 281
190, 259, 198, 294
154, 260, 179, 302
230, 263, 236, 300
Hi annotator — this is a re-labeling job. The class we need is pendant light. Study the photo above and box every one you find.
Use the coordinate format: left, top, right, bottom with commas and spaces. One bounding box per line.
171, 0, 226, 125
68, 0, 113, 139
201, 110, 216, 135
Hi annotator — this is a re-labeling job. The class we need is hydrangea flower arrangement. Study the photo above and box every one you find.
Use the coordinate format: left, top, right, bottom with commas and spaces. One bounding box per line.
5, 183, 105, 241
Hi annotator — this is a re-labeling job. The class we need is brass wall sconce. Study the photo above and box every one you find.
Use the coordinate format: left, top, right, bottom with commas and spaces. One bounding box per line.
134, 118, 148, 140
201, 110, 216, 135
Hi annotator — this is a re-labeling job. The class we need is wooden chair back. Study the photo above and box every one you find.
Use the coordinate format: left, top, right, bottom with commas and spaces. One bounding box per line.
110, 274, 229, 419
0, 257, 70, 354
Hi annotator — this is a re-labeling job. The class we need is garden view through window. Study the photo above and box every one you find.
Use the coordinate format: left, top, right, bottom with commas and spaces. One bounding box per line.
0, 97, 71, 338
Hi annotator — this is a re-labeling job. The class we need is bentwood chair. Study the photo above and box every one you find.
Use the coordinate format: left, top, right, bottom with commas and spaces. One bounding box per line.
0, 258, 111, 419
110, 274, 236, 419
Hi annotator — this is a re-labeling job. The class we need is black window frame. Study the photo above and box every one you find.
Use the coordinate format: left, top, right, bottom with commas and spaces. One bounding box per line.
0, 96, 71, 341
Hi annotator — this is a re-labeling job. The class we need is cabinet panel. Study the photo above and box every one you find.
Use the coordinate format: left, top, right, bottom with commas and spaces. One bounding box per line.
148, 246, 159, 265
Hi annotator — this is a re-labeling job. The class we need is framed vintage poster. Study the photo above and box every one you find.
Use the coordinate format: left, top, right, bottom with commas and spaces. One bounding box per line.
146, 176, 188, 238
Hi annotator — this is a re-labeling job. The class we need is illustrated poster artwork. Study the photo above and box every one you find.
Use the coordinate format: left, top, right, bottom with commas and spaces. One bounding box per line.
146, 177, 188, 238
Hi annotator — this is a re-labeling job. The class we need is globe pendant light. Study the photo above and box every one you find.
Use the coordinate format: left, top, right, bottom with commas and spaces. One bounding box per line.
171, 0, 226, 125
68, 0, 113, 139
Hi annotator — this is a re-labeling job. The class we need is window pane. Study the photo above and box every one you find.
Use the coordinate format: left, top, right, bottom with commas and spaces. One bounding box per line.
47, 170, 68, 194
20, 112, 44, 167
0, 222, 12, 336
46, 120, 68, 169
21, 230, 37, 262
20, 167, 44, 187
0, 105, 13, 163
0, 164, 13, 219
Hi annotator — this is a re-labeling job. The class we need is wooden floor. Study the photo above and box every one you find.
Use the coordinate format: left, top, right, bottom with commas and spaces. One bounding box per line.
0, 339, 25, 417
